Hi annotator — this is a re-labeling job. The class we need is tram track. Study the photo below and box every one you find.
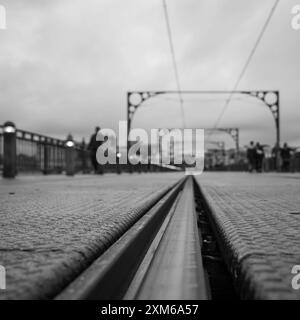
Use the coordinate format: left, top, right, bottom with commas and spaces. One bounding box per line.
55, 176, 237, 300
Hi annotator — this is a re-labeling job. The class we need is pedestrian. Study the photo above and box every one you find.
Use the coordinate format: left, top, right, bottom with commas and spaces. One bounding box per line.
255, 142, 264, 172
271, 143, 280, 171
247, 141, 256, 172
80, 138, 89, 174
281, 142, 291, 172
88, 126, 104, 174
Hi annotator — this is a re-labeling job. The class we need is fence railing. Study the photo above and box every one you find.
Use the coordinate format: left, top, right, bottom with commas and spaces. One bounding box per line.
0, 122, 178, 177
15, 129, 93, 174
15, 129, 67, 173
0, 123, 96, 176
2, 122, 299, 177
205, 152, 300, 173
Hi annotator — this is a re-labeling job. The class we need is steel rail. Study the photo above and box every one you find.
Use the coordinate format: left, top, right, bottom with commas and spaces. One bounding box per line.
55, 176, 186, 300
56, 176, 209, 300
125, 177, 208, 300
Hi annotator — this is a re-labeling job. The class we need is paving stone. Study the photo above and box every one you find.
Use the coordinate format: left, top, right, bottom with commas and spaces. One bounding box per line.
197, 172, 300, 299
0, 173, 182, 299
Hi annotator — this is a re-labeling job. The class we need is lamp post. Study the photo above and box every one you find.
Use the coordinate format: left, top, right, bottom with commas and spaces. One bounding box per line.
65, 134, 75, 176
116, 152, 122, 174
3, 121, 17, 178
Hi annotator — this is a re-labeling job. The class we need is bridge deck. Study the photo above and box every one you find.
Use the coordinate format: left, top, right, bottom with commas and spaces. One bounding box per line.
1, 172, 300, 299
197, 172, 300, 299
0, 173, 182, 299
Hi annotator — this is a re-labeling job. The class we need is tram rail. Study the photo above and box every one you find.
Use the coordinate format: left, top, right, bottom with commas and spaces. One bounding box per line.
56, 176, 237, 300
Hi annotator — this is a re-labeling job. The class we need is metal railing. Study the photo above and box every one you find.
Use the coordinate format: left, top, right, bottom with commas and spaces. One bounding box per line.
1, 123, 178, 177
3, 122, 298, 176
16, 129, 67, 173
0, 123, 92, 175
204, 149, 300, 173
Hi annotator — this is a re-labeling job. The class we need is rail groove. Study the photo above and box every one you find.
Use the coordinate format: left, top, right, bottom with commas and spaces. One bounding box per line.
56, 177, 186, 299
56, 176, 237, 300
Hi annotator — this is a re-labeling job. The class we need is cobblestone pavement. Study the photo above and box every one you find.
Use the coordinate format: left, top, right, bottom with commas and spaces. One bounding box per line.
197, 172, 300, 299
0, 173, 183, 299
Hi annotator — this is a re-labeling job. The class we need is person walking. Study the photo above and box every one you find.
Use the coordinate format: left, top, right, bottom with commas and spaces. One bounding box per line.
271, 143, 280, 171
281, 143, 291, 172
247, 141, 256, 172
255, 142, 264, 172
88, 126, 104, 174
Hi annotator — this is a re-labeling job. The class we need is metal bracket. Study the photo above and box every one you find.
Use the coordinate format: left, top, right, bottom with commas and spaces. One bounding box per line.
242, 91, 279, 128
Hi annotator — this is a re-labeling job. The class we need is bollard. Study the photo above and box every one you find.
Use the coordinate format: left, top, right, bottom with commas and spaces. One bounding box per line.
3, 121, 17, 178
65, 134, 75, 176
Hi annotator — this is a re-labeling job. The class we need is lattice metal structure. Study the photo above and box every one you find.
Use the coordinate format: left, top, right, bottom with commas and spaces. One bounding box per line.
207, 141, 225, 150
205, 128, 239, 151
156, 127, 237, 151
127, 90, 279, 167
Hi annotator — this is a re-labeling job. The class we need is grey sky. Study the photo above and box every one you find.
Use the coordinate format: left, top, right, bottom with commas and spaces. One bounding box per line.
0, 0, 299, 149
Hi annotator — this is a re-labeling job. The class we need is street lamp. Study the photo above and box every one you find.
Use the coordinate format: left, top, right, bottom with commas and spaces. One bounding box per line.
3, 122, 16, 133
2, 121, 17, 178
65, 134, 75, 176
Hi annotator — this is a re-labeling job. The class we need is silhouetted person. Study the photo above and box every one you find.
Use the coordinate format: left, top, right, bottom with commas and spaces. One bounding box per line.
255, 142, 264, 172
80, 138, 89, 173
281, 143, 291, 172
247, 141, 256, 172
271, 143, 280, 171
88, 126, 103, 174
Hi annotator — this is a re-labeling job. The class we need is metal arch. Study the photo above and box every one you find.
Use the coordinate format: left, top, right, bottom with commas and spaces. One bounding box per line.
215, 128, 239, 151
242, 90, 280, 169
207, 141, 225, 150
127, 90, 280, 167
243, 90, 279, 123
127, 90, 279, 142
155, 127, 238, 152
242, 90, 280, 146
155, 127, 239, 152
197, 127, 239, 152
127, 91, 165, 132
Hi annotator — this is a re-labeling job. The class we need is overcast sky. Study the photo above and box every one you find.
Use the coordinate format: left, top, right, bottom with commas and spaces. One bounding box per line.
0, 0, 299, 149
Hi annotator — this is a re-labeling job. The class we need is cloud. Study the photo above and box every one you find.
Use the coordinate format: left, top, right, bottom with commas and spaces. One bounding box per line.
0, 0, 299, 147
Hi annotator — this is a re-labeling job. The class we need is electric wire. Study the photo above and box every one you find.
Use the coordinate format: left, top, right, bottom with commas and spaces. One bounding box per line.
162, 0, 186, 128
210, 0, 280, 133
